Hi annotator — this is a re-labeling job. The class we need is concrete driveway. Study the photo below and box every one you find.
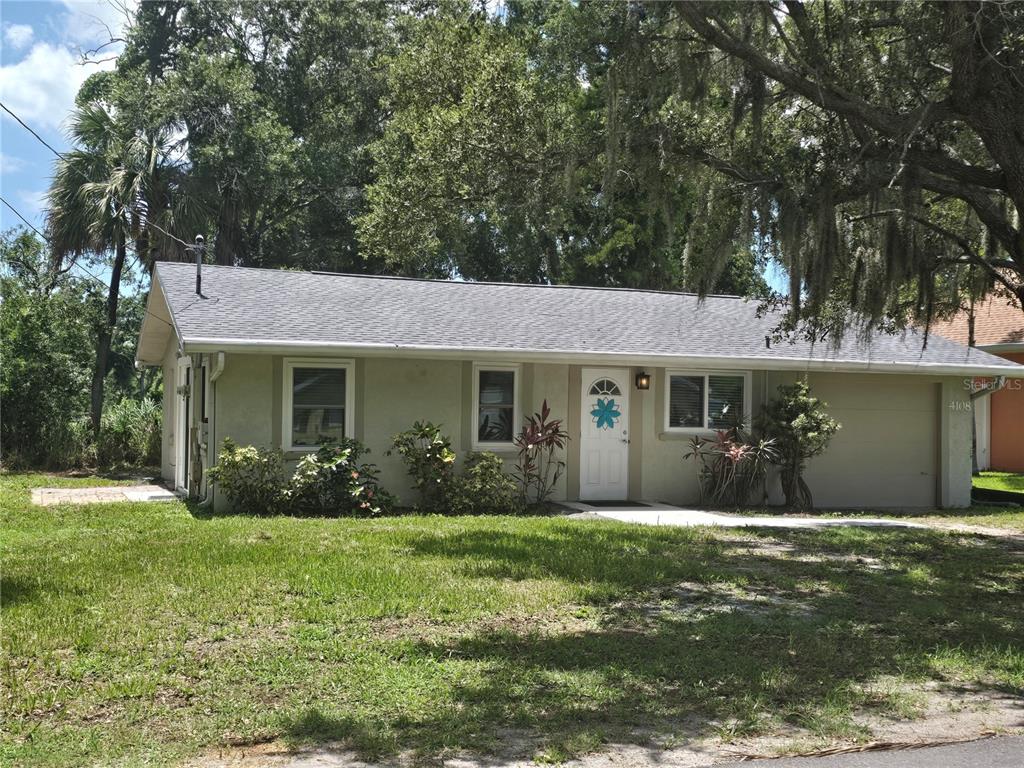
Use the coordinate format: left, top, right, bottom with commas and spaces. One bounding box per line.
562, 502, 927, 530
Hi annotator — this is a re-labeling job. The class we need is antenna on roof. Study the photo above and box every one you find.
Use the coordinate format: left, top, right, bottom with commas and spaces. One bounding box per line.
193, 235, 205, 296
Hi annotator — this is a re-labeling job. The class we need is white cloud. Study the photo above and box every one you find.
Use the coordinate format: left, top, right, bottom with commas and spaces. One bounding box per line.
0, 153, 28, 174
17, 188, 47, 219
0, 42, 115, 131
3, 23, 34, 51
59, 1, 135, 51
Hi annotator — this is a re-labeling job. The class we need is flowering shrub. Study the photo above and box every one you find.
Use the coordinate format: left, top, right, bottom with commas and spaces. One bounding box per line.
207, 439, 286, 514
683, 427, 778, 508
388, 421, 457, 509
286, 439, 394, 517
513, 400, 569, 507
449, 451, 522, 516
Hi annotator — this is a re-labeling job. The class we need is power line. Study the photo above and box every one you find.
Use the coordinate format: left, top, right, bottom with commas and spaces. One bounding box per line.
0, 195, 49, 241
0, 101, 66, 159
0, 99, 197, 253
1, 193, 176, 330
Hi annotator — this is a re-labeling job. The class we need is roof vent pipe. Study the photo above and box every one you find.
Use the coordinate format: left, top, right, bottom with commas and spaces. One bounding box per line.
194, 235, 205, 296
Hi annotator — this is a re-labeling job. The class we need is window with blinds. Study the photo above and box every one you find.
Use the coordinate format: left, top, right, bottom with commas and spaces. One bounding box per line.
668, 375, 704, 428
476, 367, 518, 445
708, 375, 745, 428
291, 367, 347, 447
283, 359, 352, 450
666, 371, 748, 430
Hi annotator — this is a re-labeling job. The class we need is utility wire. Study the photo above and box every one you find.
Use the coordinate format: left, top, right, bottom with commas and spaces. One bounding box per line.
1, 193, 176, 330
0, 101, 66, 159
1, 195, 49, 241
1, 99, 198, 253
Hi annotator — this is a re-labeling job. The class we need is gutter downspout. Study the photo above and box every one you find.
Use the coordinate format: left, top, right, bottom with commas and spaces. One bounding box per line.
198, 352, 225, 509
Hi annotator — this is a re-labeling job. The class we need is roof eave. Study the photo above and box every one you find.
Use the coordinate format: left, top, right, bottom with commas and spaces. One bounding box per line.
135, 269, 182, 366
978, 342, 1024, 354
179, 337, 1024, 377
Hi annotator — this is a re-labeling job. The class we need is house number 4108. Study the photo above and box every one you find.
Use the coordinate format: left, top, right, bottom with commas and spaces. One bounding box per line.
948, 401, 972, 412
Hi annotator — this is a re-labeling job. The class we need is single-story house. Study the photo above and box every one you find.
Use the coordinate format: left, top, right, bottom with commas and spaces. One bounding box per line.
932, 293, 1024, 472
136, 262, 1024, 511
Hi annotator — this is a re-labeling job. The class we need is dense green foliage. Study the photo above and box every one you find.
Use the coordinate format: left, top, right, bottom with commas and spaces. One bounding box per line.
12, 0, 1024, 470
286, 440, 396, 517
684, 428, 779, 508
82, 0, 1023, 316
206, 439, 287, 514
95, 399, 162, 468
90, 0, 770, 293
448, 451, 522, 516
388, 421, 458, 510
758, 382, 841, 511
0, 230, 159, 469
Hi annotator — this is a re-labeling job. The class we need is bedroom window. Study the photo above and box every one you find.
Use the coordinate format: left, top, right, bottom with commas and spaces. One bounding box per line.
283, 358, 354, 451
665, 370, 750, 432
473, 364, 519, 448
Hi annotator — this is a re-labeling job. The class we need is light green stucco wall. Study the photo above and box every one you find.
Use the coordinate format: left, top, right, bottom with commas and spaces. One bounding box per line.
198, 353, 972, 511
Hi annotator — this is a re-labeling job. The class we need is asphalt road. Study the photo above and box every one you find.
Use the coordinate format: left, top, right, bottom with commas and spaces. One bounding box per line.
717, 736, 1024, 767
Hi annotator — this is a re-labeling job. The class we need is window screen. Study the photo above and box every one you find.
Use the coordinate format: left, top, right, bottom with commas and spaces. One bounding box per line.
478, 369, 515, 442
708, 375, 745, 429
291, 367, 346, 446
668, 375, 705, 428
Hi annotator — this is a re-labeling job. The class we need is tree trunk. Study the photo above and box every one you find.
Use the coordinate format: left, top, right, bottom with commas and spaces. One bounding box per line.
90, 234, 127, 437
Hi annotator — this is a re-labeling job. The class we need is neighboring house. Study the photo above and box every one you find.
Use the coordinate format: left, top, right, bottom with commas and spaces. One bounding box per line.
932, 294, 1024, 472
136, 263, 1024, 511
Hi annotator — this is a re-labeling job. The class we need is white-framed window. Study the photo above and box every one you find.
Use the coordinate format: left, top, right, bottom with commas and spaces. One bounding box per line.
282, 358, 354, 451
664, 370, 751, 432
472, 363, 520, 449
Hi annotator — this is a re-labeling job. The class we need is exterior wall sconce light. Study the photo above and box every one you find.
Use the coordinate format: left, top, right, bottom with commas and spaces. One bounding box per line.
635, 371, 651, 390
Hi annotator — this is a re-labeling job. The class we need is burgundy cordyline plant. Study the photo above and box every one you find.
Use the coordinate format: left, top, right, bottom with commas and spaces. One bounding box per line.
513, 399, 569, 508
683, 426, 778, 508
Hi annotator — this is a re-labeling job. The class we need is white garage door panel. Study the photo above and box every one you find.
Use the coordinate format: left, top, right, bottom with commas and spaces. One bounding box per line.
801, 375, 938, 508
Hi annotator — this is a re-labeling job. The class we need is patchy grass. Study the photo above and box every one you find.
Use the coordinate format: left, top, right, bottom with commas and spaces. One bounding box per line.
3, 473, 1023, 767
974, 471, 1024, 493
908, 507, 1024, 532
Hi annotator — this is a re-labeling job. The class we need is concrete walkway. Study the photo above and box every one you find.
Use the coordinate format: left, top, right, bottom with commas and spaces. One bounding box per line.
562, 502, 927, 530
31, 484, 178, 506
717, 735, 1024, 767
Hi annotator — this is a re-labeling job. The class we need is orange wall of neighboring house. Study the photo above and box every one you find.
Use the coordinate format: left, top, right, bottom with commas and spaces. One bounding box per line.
991, 351, 1024, 472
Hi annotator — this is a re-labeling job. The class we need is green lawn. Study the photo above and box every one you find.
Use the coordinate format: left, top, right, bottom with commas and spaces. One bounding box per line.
974, 471, 1024, 493
3, 473, 1023, 767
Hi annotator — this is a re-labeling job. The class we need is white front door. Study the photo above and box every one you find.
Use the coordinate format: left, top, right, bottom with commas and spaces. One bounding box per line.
580, 368, 630, 501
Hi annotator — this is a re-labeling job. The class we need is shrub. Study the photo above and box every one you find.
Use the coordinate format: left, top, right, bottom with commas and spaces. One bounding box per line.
285, 439, 395, 517
97, 398, 161, 468
449, 451, 522, 515
207, 439, 286, 514
513, 400, 569, 507
388, 421, 456, 509
757, 381, 841, 511
683, 427, 778, 507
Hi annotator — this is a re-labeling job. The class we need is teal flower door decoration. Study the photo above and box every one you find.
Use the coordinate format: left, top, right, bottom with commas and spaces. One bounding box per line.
590, 397, 621, 430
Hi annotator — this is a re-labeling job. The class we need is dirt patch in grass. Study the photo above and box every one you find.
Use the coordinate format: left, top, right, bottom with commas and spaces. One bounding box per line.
185, 679, 1024, 768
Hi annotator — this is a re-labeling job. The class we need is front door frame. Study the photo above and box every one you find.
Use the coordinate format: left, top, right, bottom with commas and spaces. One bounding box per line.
174, 355, 191, 492
579, 367, 630, 501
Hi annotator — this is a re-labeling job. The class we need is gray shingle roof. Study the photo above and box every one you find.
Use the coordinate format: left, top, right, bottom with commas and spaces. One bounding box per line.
150, 262, 1024, 375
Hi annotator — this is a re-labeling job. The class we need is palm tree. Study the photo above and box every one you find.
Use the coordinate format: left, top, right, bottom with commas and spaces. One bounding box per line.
46, 102, 198, 436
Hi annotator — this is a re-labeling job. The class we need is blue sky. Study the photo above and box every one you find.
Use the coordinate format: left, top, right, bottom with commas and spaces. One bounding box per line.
1, 1, 130, 233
